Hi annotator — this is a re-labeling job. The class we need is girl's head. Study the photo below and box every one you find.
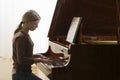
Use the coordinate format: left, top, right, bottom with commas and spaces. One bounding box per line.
14, 10, 41, 34
22, 10, 41, 23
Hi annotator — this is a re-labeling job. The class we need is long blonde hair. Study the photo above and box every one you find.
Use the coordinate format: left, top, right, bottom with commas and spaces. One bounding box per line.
14, 10, 41, 34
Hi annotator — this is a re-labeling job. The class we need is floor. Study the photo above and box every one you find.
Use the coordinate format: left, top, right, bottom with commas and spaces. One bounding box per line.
0, 57, 49, 80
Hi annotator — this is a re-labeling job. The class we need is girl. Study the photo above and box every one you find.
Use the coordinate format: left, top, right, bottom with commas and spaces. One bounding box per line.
12, 10, 51, 80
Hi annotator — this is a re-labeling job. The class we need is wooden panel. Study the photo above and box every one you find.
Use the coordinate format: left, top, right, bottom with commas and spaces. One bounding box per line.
48, 0, 119, 38
52, 45, 120, 80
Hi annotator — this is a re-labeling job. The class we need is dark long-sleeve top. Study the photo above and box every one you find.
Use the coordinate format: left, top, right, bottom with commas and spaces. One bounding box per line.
12, 31, 34, 71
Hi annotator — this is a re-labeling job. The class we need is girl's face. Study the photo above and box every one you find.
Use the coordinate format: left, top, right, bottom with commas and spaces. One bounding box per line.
27, 20, 40, 31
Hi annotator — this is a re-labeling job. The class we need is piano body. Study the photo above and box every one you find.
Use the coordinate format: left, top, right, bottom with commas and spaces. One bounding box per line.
36, 0, 120, 80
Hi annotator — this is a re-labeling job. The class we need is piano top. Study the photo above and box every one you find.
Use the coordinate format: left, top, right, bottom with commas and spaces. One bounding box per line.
48, 0, 120, 43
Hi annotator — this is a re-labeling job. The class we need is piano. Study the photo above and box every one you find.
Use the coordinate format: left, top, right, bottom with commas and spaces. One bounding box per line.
36, 0, 120, 80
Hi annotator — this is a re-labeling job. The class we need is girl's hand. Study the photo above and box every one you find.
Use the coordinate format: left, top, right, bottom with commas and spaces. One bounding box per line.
41, 58, 53, 65
34, 57, 53, 65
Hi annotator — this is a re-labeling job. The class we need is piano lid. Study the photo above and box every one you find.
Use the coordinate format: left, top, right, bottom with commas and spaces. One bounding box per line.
48, 0, 120, 40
